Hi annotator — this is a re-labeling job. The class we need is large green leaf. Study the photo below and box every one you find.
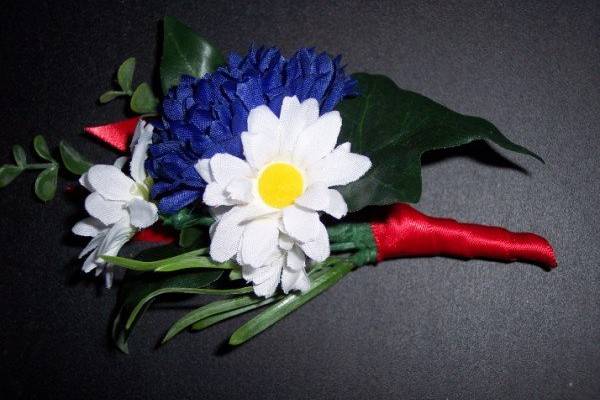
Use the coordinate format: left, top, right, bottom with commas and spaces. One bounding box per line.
160, 16, 225, 94
337, 73, 542, 212
111, 244, 223, 353
228, 260, 354, 345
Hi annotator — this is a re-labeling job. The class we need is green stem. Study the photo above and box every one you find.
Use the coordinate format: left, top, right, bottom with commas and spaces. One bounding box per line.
330, 242, 357, 252
24, 163, 55, 170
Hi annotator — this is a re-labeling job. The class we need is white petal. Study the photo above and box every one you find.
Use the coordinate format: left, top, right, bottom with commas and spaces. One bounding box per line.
128, 198, 158, 228
203, 182, 233, 207
72, 217, 106, 237
96, 218, 135, 259
130, 120, 153, 184
113, 156, 128, 170
282, 206, 321, 243
281, 266, 310, 294
195, 159, 213, 183
85, 192, 127, 225
87, 165, 135, 201
104, 266, 114, 288
247, 105, 280, 135
240, 219, 279, 268
337, 142, 351, 152
251, 255, 284, 298
286, 246, 305, 271
209, 153, 252, 186
295, 181, 330, 211
307, 148, 372, 187
78, 231, 106, 258
241, 130, 279, 170
299, 221, 330, 262
82, 250, 99, 273
292, 111, 341, 167
278, 234, 294, 251
209, 206, 252, 262
279, 97, 320, 154
323, 189, 348, 219
225, 178, 253, 204
79, 172, 93, 192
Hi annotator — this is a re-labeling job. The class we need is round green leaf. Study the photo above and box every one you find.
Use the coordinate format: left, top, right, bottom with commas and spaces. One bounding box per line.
32, 135, 54, 162
0, 164, 23, 187
99, 90, 124, 104
34, 166, 58, 201
59, 140, 92, 175
130, 83, 159, 114
12, 145, 26, 167
117, 57, 136, 93
160, 16, 225, 94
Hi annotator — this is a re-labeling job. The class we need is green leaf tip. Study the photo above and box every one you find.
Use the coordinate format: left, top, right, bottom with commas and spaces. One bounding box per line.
117, 57, 136, 93
0, 164, 23, 188
32, 135, 54, 162
160, 16, 225, 94
34, 165, 58, 201
12, 145, 26, 167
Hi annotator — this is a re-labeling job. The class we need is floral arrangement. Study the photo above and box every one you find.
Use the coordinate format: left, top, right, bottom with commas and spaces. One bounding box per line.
0, 17, 556, 351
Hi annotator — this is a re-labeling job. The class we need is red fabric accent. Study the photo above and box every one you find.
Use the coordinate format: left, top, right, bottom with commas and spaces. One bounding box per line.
370, 204, 557, 269
133, 225, 176, 244
84, 117, 140, 152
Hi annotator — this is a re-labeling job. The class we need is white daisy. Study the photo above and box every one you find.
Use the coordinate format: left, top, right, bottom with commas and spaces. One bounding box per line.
72, 120, 158, 287
198, 96, 371, 297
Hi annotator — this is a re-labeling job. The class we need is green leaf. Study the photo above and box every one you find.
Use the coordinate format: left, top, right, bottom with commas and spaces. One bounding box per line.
32, 135, 54, 162
12, 145, 26, 167
228, 267, 243, 281
34, 166, 58, 201
102, 248, 236, 272
178, 226, 206, 248
59, 141, 92, 175
337, 73, 543, 212
130, 83, 159, 114
190, 297, 280, 332
162, 295, 272, 343
99, 90, 124, 103
117, 57, 136, 93
0, 164, 23, 187
112, 267, 223, 353
228, 260, 354, 345
160, 16, 225, 94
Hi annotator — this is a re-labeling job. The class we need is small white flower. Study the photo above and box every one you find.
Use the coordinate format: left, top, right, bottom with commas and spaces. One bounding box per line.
72, 120, 158, 287
199, 96, 371, 297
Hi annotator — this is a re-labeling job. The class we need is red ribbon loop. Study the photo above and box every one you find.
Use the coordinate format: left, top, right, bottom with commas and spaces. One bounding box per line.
84, 117, 140, 152
370, 204, 557, 269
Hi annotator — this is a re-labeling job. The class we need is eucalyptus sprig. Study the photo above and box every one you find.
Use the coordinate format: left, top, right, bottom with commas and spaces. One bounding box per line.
0, 135, 92, 202
99, 57, 159, 114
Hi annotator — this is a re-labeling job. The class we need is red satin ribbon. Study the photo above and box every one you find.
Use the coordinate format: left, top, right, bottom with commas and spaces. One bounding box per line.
84, 117, 140, 152
370, 204, 557, 269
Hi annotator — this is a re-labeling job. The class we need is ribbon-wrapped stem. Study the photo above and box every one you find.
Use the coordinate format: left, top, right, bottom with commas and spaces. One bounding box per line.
369, 204, 557, 269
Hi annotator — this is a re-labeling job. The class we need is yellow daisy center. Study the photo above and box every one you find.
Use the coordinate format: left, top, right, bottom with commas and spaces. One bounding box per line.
258, 162, 304, 208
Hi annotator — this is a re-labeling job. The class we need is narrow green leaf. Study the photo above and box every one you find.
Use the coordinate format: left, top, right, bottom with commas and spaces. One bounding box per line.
59, 141, 92, 175
32, 135, 54, 162
191, 297, 280, 332
99, 90, 124, 103
160, 16, 225, 94
0, 164, 23, 187
130, 83, 159, 114
112, 267, 223, 353
228, 267, 243, 281
337, 73, 543, 212
229, 260, 355, 345
162, 295, 265, 343
117, 57, 136, 93
34, 166, 58, 201
102, 249, 236, 272
12, 145, 26, 167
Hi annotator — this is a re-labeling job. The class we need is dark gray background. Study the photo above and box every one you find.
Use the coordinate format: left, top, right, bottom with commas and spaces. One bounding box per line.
1, 0, 598, 399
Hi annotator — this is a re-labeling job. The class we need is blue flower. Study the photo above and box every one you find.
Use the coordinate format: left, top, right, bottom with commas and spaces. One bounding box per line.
147, 45, 358, 214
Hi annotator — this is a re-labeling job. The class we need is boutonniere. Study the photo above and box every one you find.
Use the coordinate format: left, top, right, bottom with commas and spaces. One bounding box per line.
0, 16, 555, 351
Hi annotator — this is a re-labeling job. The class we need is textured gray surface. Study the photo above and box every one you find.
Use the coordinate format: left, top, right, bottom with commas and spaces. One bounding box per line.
0, 0, 598, 399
